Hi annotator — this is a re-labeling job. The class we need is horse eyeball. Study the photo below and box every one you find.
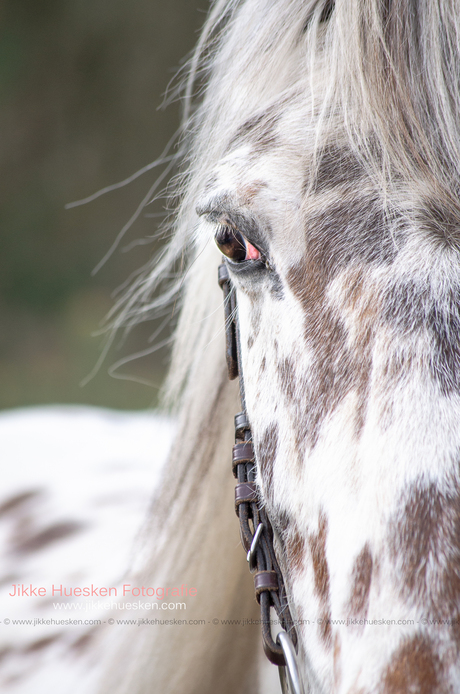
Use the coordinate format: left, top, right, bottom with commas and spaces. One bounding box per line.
215, 226, 247, 261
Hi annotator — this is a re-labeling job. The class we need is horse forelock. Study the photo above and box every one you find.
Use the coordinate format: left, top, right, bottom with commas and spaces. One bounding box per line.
105, 1, 460, 693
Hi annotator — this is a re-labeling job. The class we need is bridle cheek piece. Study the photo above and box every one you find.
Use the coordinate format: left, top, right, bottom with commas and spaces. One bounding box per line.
218, 262, 304, 694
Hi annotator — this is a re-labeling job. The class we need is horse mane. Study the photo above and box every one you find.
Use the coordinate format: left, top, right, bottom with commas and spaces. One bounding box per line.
100, 2, 460, 692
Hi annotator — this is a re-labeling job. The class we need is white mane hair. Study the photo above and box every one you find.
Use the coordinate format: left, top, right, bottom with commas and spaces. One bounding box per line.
100, 1, 460, 692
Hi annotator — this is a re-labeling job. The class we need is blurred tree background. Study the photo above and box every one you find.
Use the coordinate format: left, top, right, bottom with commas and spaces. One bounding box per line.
0, 0, 205, 410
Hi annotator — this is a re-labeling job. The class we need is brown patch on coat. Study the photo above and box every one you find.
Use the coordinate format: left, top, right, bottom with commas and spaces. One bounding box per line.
312, 144, 366, 193
318, 609, 331, 649
25, 634, 61, 652
285, 195, 398, 449
0, 490, 42, 517
310, 513, 330, 603
390, 482, 443, 598
389, 479, 460, 635
269, 271, 284, 300
0, 647, 12, 663
228, 110, 280, 154
13, 521, 85, 554
341, 268, 381, 436
428, 293, 460, 396
249, 303, 262, 342
347, 544, 373, 623
286, 525, 306, 575
256, 425, 278, 497
382, 278, 460, 396
309, 512, 332, 647
381, 635, 443, 694
430, 310, 460, 396
72, 628, 98, 653
304, 196, 396, 269
377, 347, 416, 431
340, 266, 366, 308
380, 349, 415, 387
287, 263, 371, 448
278, 356, 296, 400
419, 199, 460, 247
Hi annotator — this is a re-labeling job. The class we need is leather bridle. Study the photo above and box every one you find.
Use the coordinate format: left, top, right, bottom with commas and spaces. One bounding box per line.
218, 262, 304, 694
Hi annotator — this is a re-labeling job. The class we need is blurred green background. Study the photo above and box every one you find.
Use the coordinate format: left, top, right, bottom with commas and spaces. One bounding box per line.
0, 0, 204, 410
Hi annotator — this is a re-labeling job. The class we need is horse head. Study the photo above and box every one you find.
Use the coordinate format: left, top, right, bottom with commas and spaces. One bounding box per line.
191, 1, 460, 691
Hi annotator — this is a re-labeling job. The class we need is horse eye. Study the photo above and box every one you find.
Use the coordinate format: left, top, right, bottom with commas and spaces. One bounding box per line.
215, 226, 247, 261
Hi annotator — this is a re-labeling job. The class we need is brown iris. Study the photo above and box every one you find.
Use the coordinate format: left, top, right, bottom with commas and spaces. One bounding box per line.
215, 226, 247, 261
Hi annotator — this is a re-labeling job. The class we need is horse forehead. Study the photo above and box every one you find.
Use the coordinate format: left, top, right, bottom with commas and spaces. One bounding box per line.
198, 103, 313, 247
200, 144, 305, 222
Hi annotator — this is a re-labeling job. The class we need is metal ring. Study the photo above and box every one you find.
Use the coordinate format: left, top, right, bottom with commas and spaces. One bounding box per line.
246, 523, 264, 571
277, 631, 304, 694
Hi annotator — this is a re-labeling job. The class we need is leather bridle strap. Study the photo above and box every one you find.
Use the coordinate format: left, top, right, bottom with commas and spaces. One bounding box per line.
218, 262, 299, 669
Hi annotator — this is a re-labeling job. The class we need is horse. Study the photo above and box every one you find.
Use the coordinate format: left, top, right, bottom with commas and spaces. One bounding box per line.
3, 0, 460, 692
98, 0, 460, 692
